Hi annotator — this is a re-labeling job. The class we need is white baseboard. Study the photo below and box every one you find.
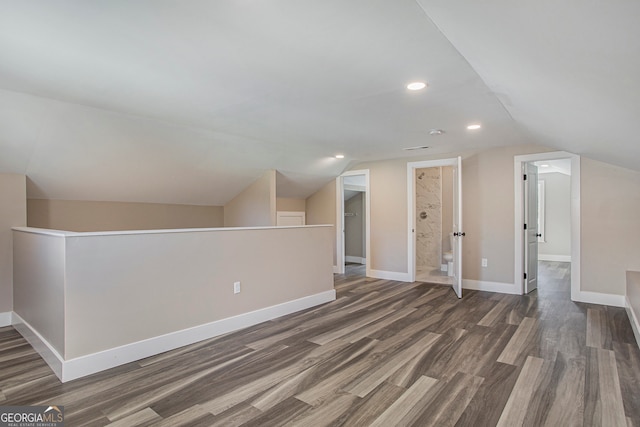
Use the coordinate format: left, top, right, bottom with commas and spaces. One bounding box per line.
626, 296, 640, 350
462, 279, 521, 295
12, 313, 64, 379
368, 269, 412, 282
539, 254, 572, 262
573, 290, 625, 307
0, 311, 11, 327
333, 265, 340, 274
14, 289, 336, 383
345, 256, 366, 265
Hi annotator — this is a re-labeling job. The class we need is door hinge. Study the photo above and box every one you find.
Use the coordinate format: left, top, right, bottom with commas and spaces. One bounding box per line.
524, 272, 527, 279
524, 223, 527, 230
523, 174, 527, 180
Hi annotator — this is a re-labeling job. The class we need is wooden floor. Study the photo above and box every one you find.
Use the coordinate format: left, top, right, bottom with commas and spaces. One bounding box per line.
1, 261, 639, 426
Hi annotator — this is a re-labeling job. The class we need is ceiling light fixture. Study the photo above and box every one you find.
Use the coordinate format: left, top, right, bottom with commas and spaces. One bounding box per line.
466, 124, 481, 130
335, 154, 345, 159
403, 145, 430, 151
540, 164, 550, 168
429, 129, 444, 136
407, 82, 427, 91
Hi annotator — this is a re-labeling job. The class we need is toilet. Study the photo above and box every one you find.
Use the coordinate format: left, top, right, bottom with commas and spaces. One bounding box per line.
443, 232, 455, 276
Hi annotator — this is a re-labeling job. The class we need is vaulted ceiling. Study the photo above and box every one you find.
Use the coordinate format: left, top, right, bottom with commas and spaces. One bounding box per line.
0, 1, 638, 205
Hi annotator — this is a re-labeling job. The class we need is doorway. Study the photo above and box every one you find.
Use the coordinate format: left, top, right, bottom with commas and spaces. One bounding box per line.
414, 166, 455, 285
533, 159, 573, 298
514, 152, 580, 300
408, 157, 463, 298
336, 170, 370, 277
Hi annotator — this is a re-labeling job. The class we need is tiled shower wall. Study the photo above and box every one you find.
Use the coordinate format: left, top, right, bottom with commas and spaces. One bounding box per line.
416, 167, 441, 270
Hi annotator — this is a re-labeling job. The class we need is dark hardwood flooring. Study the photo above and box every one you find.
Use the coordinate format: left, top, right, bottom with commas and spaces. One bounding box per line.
1, 261, 639, 426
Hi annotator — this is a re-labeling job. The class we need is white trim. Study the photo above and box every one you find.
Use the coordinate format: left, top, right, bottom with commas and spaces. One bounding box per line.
0, 311, 12, 327
573, 291, 625, 308
626, 296, 640, 349
14, 290, 336, 383
538, 254, 572, 262
462, 280, 521, 295
368, 269, 412, 282
514, 152, 580, 299
337, 170, 371, 277
12, 224, 331, 237
345, 256, 366, 264
12, 313, 64, 379
335, 178, 344, 274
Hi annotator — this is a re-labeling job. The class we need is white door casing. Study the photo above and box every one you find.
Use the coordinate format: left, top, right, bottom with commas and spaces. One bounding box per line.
524, 163, 539, 293
514, 151, 580, 300
407, 157, 463, 298
336, 170, 371, 276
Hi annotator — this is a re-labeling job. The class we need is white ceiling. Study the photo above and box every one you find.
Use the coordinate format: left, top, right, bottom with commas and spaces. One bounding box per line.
0, 1, 637, 205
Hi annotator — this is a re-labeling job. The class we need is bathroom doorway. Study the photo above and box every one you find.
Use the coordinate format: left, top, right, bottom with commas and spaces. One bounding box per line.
414, 166, 455, 285
408, 157, 463, 298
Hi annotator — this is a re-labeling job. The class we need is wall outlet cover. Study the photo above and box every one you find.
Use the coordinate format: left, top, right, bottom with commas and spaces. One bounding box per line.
441, 264, 448, 272
234, 281, 241, 294
481, 258, 488, 267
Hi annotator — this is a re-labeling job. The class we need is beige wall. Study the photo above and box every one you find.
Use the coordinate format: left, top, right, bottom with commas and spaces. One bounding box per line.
0, 173, 27, 314
13, 225, 334, 362
224, 170, 276, 227
348, 145, 640, 297
581, 158, 640, 295
352, 144, 554, 283
276, 197, 306, 212
306, 179, 337, 266
538, 172, 571, 258
13, 231, 66, 354
28, 199, 223, 232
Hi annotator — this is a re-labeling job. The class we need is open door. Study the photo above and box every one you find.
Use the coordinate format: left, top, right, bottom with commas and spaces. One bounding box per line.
524, 163, 539, 293
408, 157, 463, 297
452, 157, 463, 298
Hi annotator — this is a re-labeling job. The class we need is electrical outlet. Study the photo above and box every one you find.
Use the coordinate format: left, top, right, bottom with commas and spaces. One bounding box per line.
234, 281, 241, 294
481, 258, 488, 267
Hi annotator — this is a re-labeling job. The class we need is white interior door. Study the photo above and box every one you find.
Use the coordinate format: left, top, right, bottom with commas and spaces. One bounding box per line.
524, 163, 539, 293
452, 157, 463, 298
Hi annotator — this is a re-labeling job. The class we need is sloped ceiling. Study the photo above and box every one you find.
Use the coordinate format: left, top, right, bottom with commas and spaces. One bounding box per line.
0, 1, 637, 205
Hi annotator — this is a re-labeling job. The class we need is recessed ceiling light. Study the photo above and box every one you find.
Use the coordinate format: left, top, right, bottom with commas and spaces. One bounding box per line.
335, 154, 345, 159
429, 129, 444, 136
540, 164, 550, 168
403, 145, 430, 151
466, 124, 481, 130
407, 82, 427, 91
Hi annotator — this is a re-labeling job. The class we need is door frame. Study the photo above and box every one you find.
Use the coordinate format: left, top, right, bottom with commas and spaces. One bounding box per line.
407, 157, 461, 285
514, 151, 580, 299
523, 162, 539, 294
335, 169, 371, 275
